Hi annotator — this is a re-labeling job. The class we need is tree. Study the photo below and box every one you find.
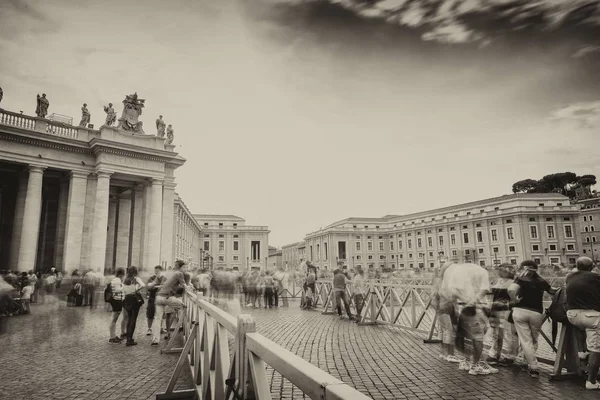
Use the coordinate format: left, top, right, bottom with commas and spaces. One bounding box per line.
511, 172, 596, 199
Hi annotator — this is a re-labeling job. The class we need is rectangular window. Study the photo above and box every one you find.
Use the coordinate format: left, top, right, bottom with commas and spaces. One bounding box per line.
507, 227, 514, 240
233, 241, 239, 251
417, 238, 422, 248
565, 225, 573, 238
251, 241, 261, 260
218, 256, 224, 262
356, 255, 362, 260
233, 255, 239, 261
356, 242, 361, 251
379, 242, 384, 251
409, 253, 413, 258
390, 241, 394, 251
408, 239, 412, 249
465, 249, 470, 255
493, 247, 499, 253
532, 244, 540, 251
398, 240, 403, 250
204, 241, 210, 251
550, 257, 560, 264
509, 246, 516, 252
218, 234, 224, 238
439, 236, 444, 246
534, 258, 541, 264
324, 243, 328, 260
567, 244, 575, 251
530, 226, 538, 239
450, 234, 456, 245
368, 242, 373, 251
316, 244, 320, 260
491, 229, 498, 241
547, 226, 555, 239
368, 255, 373, 260
476, 231, 483, 243
452, 250, 457, 256
379, 255, 385, 260
550, 244, 557, 251
478, 248, 484, 254
463, 232, 469, 244
429, 252, 434, 257
428, 237, 433, 247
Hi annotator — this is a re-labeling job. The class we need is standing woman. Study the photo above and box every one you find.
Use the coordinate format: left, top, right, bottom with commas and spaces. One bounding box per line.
108, 268, 125, 344
508, 260, 556, 378
122, 266, 146, 347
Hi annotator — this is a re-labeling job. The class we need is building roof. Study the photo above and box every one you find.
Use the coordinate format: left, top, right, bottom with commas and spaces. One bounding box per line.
281, 242, 302, 249
192, 214, 244, 220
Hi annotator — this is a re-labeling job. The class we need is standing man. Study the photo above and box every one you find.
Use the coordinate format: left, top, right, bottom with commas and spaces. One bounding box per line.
333, 269, 354, 320
566, 257, 600, 390
82, 269, 96, 307
151, 260, 189, 346
146, 265, 167, 337
352, 268, 367, 323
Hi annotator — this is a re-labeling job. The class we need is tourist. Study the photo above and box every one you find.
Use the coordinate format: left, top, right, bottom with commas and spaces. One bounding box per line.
440, 262, 497, 375
44, 272, 56, 302
434, 264, 461, 363
273, 266, 288, 307
108, 268, 126, 344
256, 272, 265, 309
263, 271, 275, 309
486, 264, 518, 366
245, 269, 259, 308
305, 266, 316, 309
20, 279, 33, 315
566, 257, 600, 390
122, 266, 145, 346
151, 260, 189, 346
56, 270, 63, 289
146, 265, 166, 337
352, 267, 367, 323
508, 260, 557, 378
82, 269, 96, 307
333, 269, 354, 320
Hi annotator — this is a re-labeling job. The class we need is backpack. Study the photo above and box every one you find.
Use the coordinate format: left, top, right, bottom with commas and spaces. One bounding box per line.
546, 286, 568, 345
104, 283, 113, 302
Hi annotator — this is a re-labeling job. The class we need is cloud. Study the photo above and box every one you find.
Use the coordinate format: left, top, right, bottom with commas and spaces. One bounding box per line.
552, 101, 600, 129
573, 45, 600, 58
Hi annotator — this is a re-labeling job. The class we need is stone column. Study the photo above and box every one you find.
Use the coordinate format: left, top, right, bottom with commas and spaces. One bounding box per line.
104, 197, 118, 273
17, 165, 46, 272
9, 171, 28, 270
146, 178, 164, 269
53, 177, 69, 270
129, 185, 145, 267
161, 181, 176, 268
115, 196, 132, 269
89, 171, 112, 274
62, 171, 88, 275
142, 183, 152, 269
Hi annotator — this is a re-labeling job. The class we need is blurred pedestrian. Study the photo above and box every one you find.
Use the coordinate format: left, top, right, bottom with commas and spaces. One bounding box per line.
122, 266, 145, 346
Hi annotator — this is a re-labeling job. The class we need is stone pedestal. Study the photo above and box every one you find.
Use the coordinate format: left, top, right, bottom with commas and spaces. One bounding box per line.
89, 171, 111, 273
62, 171, 88, 275
17, 165, 46, 272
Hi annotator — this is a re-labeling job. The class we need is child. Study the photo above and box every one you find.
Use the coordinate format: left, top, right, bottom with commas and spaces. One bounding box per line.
21, 280, 34, 314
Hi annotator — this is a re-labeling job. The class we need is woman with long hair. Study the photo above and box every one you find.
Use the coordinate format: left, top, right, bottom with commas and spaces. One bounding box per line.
508, 260, 557, 378
122, 266, 146, 346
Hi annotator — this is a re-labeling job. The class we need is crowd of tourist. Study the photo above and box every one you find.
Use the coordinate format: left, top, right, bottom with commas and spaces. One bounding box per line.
0, 267, 63, 316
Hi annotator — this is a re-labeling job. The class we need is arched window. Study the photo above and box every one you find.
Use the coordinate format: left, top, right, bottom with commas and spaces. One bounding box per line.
585, 227, 589, 232
591, 216, 594, 221
586, 237, 590, 242
585, 216, 588, 221
592, 226, 596, 232
594, 237, 597, 243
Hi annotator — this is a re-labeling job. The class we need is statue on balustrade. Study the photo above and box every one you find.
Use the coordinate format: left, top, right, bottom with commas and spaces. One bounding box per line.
35, 93, 49, 118
0, 86, 3, 105
116, 92, 145, 134
79, 103, 90, 127
166, 124, 174, 144
156, 115, 166, 137
103, 103, 116, 126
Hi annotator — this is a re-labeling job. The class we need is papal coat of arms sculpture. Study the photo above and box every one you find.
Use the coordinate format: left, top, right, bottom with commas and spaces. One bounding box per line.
116, 92, 146, 134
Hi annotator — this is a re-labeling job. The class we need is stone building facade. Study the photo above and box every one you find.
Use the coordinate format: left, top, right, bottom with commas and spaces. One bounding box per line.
0, 105, 185, 275
173, 193, 202, 269
303, 194, 582, 271
576, 197, 600, 262
281, 241, 305, 271
193, 214, 269, 271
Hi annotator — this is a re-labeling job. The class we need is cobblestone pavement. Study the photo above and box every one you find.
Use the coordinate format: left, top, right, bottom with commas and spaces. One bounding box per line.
1, 296, 598, 400
0, 298, 193, 400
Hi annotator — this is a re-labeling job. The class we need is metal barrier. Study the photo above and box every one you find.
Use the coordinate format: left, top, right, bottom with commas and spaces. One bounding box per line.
157, 290, 372, 400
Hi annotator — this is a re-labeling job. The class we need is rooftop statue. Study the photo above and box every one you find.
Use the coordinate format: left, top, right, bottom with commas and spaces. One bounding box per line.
0, 86, 3, 105
79, 103, 90, 127
166, 124, 174, 144
156, 115, 166, 137
103, 103, 116, 126
35, 93, 49, 118
116, 92, 145, 133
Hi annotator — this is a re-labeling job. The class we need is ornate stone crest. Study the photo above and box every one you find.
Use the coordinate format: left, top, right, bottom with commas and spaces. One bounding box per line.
117, 92, 145, 133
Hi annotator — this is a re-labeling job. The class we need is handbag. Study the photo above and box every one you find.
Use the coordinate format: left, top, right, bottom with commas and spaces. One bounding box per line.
135, 291, 145, 306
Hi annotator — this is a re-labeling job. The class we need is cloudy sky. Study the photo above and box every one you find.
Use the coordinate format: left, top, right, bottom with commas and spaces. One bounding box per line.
1, 0, 599, 247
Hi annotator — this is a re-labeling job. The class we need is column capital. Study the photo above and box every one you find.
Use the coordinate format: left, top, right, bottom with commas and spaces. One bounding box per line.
133, 183, 145, 192
96, 170, 113, 179
69, 170, 89, 179
163, 181, 177, 190
28, 165, 46, 174
151, 177, 165, 185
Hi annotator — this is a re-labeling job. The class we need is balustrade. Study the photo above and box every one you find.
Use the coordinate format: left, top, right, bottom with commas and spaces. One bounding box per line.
0, 109, 36, 130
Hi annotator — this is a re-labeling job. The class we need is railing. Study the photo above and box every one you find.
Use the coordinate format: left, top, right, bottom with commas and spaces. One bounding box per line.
46, 120, 79, 138
157, 290, 371, 400
310, 278, 564, 366
0, 109, 36, 130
